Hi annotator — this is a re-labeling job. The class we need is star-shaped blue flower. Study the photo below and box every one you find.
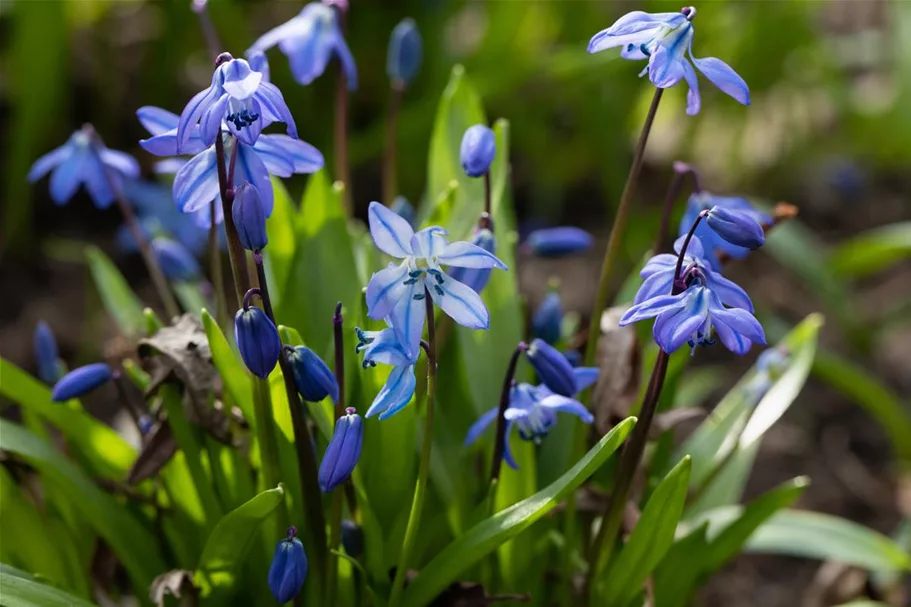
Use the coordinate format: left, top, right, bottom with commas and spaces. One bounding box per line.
355, 323, 418, 420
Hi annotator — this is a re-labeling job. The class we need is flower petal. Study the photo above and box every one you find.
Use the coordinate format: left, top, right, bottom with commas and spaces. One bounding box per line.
692, 56, 751, 106
200, 94, 229, 148
712, 318, 753, 355
178, 81, 221, 151
464, 408, 499, 446
633, 270, 673, 305
587, 11, 682, 54
361, 327, 414, 367
388, 292, 426, 361
682, 59, 701, 115
707, 270, 754, 312
83, 151, 116, 208
573, 367, 600, 393
619, 292, 685, 325
221, 60, 263, 99
136, 106, 179, 136
437, 241, 508, 270
28, 144, 71, 182
673, 234, 706, 260
100, 149, 140, 178
48, 149, 87, 205
711, 304, 766, 346
234, 141, 274, 215
410, 227, 449, 260
254, 135, 324, 175
375, 365, 418, 420
256, 82, 298, 139
365, 262, 411, 321
648, 43, 687, 89
428, 271, 489, 330
334, 32, 358, 90
368, 201, 414, 258
173, 147, 220, 214
539, 395, 594, 424
248, 8, 313, 53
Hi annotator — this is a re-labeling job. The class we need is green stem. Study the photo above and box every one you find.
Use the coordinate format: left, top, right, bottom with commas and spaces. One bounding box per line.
388, 292, 437, 607
325, 302, 346, 606
253, 377, 288, 529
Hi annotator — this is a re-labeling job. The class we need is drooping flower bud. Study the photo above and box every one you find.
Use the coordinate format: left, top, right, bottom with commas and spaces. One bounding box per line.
286, 346, 339, 403
235, 295, 281, 379
233, 182, 268, 252
532, 286, 563, 345
387, 18, 422, 87
151, 238, 201, 281
705, 206, 765, 250
447, 227, 496, 294
525, 227, 594, 257
318, 407, 363, 492
460, 125, 496, 178
526, 339, 576, 397
268, 527, 308, 604
51, 363, 113, 402
340, 520, 364, 557
34, 321, 61, 384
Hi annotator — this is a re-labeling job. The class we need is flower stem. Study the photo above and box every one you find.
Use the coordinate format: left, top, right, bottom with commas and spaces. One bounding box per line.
382, 84, 404, 206
582, 87, 663, 370
489, 342, 527, 485
653, 161, 698, 254
388, 290, 437, 607
333, 8, 351, 215
208, 202, 227, 327
325, 302, 346, 607
214, 134, 248, 309
191, 0, 222, 61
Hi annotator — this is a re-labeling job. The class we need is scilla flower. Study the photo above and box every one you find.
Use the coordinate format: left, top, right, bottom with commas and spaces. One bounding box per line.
587, 7, 750, 115
232, 182, 268, 252
460, 125, 496, 178
532, 287, 563, 345
524, 226, 593, 257
151, 238, 201, 281
29, 125, 139, 208
268, 527, 308, 604
387, 18, 422, 88
248, 3, 357, 89
177, 53, 296, 150
365, 202, 507, 358
355, 323, 418, 419
235, 291, 281, 379
52, 363, 113, 402
285, 346, 339, 403
705, 205, 765, 250
447, 226, 496, 294
679, 193, 770, 269
34, 321, 61, 385
466, 367, 598, 468
318, 408, 363, 492
526, 338, 577, 397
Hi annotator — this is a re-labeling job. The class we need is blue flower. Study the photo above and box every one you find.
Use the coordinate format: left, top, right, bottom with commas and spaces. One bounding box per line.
465, 367, 597, 469
355, 323, 418, 419
620, 254, 765, 355
29, 126, 139, 209
387, 18, 422, 87
587, 7, 750, 115
705, 205, 765, 250
679, 193, 770, 269
319, 407, 363, 492
34, 321, 61, 385
268, 527, 308, 604
52, 363, 113, 402
524, 227, 594, 257
286, 345, 339, 403
232, 182, 268, 252
177, 53, 296, 150
116, 179, 213, 255
460, 125, 496, 178
235, 303, 281, 379
391, 195, 416, 227
447, 227, 496, 294
526, 338, 577, 397
365, 202, 507, 359
151, 237, 202, 281
532, 289, 563, 345
248, 3, 358, 90
340, 520, 364, 558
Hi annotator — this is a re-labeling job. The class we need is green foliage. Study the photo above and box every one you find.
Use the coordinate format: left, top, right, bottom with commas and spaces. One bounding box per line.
0, 564, 97, 607
84, 245, 146, 338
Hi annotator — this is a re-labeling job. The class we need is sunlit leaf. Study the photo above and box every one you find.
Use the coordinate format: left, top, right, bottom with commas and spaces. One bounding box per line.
84, 245, 145, 337
829, 222, 911, 278
0, 563, 97, 607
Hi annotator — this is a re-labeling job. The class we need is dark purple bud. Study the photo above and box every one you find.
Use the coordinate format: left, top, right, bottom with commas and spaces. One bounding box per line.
387, 18, 422, 87
318, 407, 363, 492
286, 346, 340, 403
448, 227, 496, 294
51, 363, 113, 402
460, 125, 496, 178
526, 339, 576, 397
34, 321, 60, 384
234, 305, 281, 379
151, 238, 201, 281
232, 182, 268, 252
525, 227, 594, 257
705, 206, 765, 250
268, 528, 308, 604
340, 520, 364, 557
532, 289, 563, 345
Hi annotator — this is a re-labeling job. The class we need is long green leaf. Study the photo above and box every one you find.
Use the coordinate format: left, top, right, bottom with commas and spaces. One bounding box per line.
400, 417, 635, 607
829, 222, 911, 278
201, 309, 254, 426
598, 456, 691, 606
0, 565, 97, 607
194, 485, 285, 596
0, 420, 166, 594
652, 523, 711, 607
84, 245, 145, 337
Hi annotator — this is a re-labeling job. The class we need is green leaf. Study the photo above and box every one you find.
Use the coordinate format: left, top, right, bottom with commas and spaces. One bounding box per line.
598, 456, 691, 606
264, 178, 298, 312
194, 485, 285, 596
652, 523, 711, 607
829, 222, 911, 278
745, 510, 911, 572
84, 245, 145, 337
201, 309, 254, 426
143, 307, 163, 335
172, 281, 208, 317
0, 565, 97, 607
400, 417, 635, 607
0, 420, 166, 593
0, 358, 135, 478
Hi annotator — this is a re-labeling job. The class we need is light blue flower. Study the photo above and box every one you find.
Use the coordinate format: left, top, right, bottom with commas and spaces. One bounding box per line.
465, 367, 597, 469
177, 53, 296, 150
587, 7, 750, 115
28, 126, 139, 209
678, 193, 770, 269
447, 227, 496, 294
248, 3, 358, 90
365, 202, 507, 359
355, 323, 418, 420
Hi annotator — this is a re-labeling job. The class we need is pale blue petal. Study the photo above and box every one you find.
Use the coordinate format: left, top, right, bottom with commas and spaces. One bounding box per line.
155, 158, 188, 174
252, 137, 295, 178
83, 151, 116, 208
100, 149, 140, 178
673, 234, 705, 260
28, 144, 71, 182
365, 262, 410, 321
256, 82, 298, 139
648, 44, 687, 88
140, 131, 180, 157
48, 149, 86, 205
711, 305, 766, 346
200, 94, 229, 148
682, 59, 701, 115
410, 227, 449, 260
619, 293, 685, 325
502, 423, 518, 469
254, 135, 323, 175
693, 56, 751, 106
707, 271, 753, 312
654, 305, 703, 353
633, 270, 673, 305
334, 32, 358, 90
429, 271, 490, 330
389, 292, 426, 361
539, 395, 594, 424
437, 241, 508, 270
713, 319, 752, 355
221, 59, 262, 99
247, 8, 314, 54
173, 147, 219, 214
136, 106, 179, 136
366, 364, 416, 419
368, 201, 414, 258
587, 11, 682, 54
640, 253, 678, 278
234, 142, 273, 215
362, 327, 414, 367
464, 408, 498, 446
178, 80, 221, 151
283, 29, 333, 86
573, 367, 599, 393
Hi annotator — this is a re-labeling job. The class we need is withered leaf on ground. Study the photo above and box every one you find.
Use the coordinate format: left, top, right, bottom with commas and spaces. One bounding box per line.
149, 569, 198, 607
126, 419, 177, 485
592, 306, 642, 435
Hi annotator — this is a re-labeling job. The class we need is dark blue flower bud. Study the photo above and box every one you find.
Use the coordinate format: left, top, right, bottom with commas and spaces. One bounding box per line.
51, 363, 113, 402
448, 227, 496, 294
563, 350, 583, 367
151, 238, 201, 281
705, 206, 765, 250
286, 346, 339, 403
391, 195, 416, 227
460, 125, 496, 178
234, 302, 281, 379
387, 18, 422, 87
233, 182, 268, 252
318, 407, 363, 492
268, 527, 308, 604
526, 339, 576, 397
340, 520, 364, 557
525, 227, 594, 257
532, 289, 563, 345
34, 321, 61, 384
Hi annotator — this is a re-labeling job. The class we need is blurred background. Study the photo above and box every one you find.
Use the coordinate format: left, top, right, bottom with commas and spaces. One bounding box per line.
0, 1, 909, 605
